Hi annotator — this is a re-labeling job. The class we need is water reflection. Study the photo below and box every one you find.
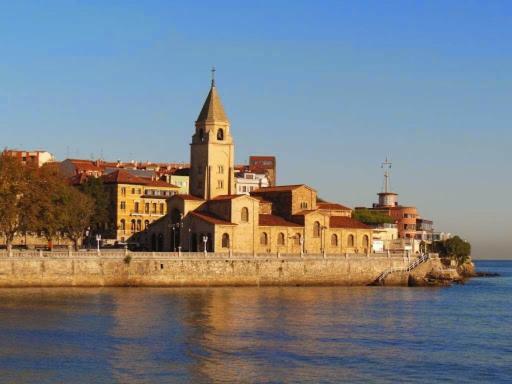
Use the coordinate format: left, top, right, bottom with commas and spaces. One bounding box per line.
0, 272, 510, 384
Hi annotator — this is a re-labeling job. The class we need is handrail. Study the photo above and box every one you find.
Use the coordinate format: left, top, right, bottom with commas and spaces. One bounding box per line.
373, 253, 430, 284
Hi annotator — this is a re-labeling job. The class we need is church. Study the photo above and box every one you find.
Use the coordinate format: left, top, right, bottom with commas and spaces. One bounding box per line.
142, 76, 372, 255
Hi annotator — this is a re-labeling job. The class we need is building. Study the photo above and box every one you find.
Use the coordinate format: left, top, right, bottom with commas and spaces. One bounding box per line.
235, 170, 270, 194
143, 75, 372, 254
249, 156, 276, 186
4, 149, 55, 167
101, 170, 180, 242
360, 158, 434, 245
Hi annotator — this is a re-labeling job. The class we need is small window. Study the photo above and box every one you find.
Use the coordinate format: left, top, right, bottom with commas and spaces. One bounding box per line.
278, 233, 285, 246
160, 203, 164, 214
120, 201, 126, 210
145, 203, 150, 213
241, 207, 249, 222
313, 221, 321, 237
260, 232, 268, 246
217, 128, 224, 140
217, 180, 223, 189
152, 203, 157, 213
362, 235, 369, 248
134, 202, 140, 213
331, 234, 338, 247
199, 128, 205, 142
131, 220, 136, 232
144, 220, 149, 229
136, 220, 142, 231
218, 165, 224, 174
294, 233, 301, 246
120, 219, 126, 231
347, 234, 355, 247
221, 233, 230, 248
121, 187, 126, 196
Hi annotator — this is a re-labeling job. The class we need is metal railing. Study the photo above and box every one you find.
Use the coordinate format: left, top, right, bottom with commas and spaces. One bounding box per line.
373, 253, 431, 284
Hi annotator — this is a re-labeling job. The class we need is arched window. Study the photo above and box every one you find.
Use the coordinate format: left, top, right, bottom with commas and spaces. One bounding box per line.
217, 128, 224, 140
362, 235, 369, 248
144, 220, 149, 229
199, 128, 205, 142
347, 234, 355, 247
294, 233, 301, 246
313, 221, 321, 237
130, 219, 136, 232
136, 219, 142, 231
120, 219, 126, 231
160, 203, 164, 214
331, 234, 338, 247
260, 232, 268, 245
277, 232, 285, 246
241, 207, 249, 222
221, 233, 230, 248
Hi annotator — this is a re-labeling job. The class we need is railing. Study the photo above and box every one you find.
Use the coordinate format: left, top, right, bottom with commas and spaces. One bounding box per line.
373, 253, 431, 284
0, 249, 421, 261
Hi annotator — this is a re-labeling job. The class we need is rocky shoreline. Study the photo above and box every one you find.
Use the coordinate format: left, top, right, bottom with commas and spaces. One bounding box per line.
408, 258, 500, 287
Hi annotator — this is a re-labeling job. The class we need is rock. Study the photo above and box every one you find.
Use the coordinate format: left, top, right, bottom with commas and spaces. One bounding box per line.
475, 271, 500, 277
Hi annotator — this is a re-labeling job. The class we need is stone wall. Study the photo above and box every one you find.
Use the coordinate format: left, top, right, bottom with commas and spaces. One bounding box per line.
0, 251, 438, 287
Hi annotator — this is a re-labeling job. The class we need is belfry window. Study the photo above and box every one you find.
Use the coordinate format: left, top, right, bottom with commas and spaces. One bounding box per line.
217, 128, 224, 141
199, 128, 205, 142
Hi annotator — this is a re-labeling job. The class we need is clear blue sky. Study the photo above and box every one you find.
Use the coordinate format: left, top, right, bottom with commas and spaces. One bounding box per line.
1, 1, 510, 258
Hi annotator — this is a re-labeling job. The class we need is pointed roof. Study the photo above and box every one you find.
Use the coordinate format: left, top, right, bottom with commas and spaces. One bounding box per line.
196, 85, 229, 123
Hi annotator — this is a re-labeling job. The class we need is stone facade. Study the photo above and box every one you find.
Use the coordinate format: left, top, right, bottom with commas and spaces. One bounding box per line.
142, 80, 373, 254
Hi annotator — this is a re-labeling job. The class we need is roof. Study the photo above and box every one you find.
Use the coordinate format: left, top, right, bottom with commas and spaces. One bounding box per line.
190, 211, 236, 226
172, 194, 204, 201
329, 216, 371, 229
196, 85, 229, 123
259, 214, 302, 227
102, 170, 179, 188
252, 184, 311, 193
317, 202, 352, 211
211, 194, 243, 201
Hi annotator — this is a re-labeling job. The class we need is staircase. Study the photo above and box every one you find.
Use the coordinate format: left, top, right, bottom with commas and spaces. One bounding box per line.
372, 253, 430, 285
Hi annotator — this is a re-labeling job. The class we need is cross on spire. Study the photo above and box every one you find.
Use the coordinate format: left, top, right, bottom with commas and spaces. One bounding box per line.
211, 66, 216, 87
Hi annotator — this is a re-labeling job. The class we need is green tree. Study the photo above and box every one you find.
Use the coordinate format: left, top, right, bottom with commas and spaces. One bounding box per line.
353, 208, 394, 226
0, 155, 32, 251
62, 187, 94, 250
432, 236, 471, 265
78, 177, 110, 234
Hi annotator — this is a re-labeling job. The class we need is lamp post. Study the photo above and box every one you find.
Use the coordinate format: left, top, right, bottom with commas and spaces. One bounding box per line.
188, 228, 191, 254
202, 235, 208, 256
95, 234, 101, 253
321, 226, 327, 257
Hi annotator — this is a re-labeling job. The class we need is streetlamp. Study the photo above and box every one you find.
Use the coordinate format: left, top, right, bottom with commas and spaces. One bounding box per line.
188, 228, 191, 254
202, 235, 208, 256
95, 234, 101, 253
321, 226, 327, 257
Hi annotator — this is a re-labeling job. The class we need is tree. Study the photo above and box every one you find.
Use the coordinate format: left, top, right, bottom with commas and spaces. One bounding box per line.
0, 155, 32, 251
432, 236, 471, 266
62, 187, 94, 250
353, 208, 394, 226
78, 177, 110, 234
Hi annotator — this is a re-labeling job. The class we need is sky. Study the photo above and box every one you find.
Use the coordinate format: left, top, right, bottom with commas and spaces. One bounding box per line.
0, 1, 510, 259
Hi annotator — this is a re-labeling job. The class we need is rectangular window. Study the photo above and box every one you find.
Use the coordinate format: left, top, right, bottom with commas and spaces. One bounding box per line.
152, 203, 157, 213
131, 188, 135, 194
145, 203, 150, 213
217, 180, 223, 189
121, 187, 126, 196
160, 203, 164, 214
120, 201, 126, 210
134, 202, 139, 213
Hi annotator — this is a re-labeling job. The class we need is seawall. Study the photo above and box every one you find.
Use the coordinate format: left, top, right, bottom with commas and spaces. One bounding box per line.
0, 251, 441, 287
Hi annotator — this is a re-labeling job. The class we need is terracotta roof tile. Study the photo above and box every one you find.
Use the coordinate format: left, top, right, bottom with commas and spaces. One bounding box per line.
102, 170, 179, 188
190, 211, 236, 225
173, 194, 204, 201
330, 216, 371, 229
318, 202, 352, 211
252, 184, 307, 193
259, 214, 302, 227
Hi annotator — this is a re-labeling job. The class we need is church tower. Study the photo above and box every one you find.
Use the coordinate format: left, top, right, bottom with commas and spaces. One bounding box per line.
190, 70, 235, 199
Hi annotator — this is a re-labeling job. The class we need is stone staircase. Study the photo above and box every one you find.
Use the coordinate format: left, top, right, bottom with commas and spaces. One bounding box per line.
371, 253, 430, 285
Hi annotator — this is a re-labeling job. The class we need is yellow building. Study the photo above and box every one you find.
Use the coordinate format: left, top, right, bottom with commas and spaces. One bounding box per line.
102, 170, 180, 243
143, 77, 372, 254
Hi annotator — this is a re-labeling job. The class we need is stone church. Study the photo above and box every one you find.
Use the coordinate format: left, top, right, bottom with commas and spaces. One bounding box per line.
143, 78, 372, 254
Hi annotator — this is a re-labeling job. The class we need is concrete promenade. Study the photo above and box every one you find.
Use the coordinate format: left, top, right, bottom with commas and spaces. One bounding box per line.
0, 250, 440, 287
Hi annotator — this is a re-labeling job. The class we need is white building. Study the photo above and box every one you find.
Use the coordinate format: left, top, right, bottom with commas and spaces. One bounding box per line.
235, 171, 270, 194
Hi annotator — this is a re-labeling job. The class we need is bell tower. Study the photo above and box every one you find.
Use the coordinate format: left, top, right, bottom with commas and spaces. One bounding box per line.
190, 68, 235, 199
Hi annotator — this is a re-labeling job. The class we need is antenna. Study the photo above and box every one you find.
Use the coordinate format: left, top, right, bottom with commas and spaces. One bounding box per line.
381, 157, 392, 193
